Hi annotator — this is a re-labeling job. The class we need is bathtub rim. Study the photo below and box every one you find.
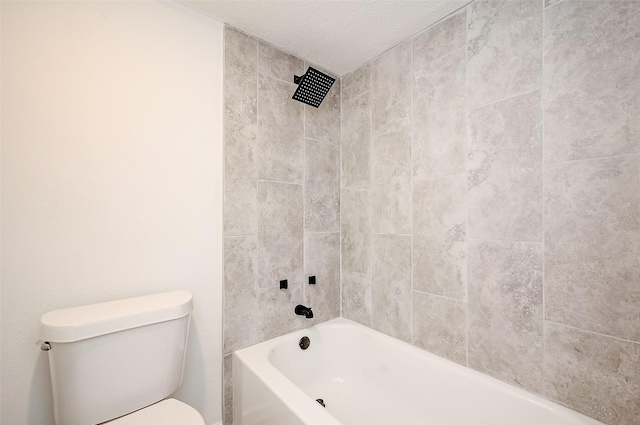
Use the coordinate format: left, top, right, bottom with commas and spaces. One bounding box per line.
233, 317, 604, 425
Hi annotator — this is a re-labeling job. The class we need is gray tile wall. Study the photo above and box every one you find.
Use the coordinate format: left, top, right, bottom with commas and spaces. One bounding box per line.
223, 1, 639, 423
223, 27, 340, 424
341, 1, 640, 424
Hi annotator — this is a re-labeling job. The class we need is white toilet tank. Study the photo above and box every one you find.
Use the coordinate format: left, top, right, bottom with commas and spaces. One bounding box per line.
40, 290, 193, 425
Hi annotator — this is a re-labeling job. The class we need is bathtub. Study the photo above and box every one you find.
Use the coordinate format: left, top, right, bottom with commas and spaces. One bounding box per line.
233, 317, 603, 425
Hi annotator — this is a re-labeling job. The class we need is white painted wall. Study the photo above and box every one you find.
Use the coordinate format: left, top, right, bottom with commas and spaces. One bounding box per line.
1, 1, 223, 424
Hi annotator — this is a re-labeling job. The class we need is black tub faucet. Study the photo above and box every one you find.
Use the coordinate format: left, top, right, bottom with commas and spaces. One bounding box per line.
295, 304, 314, 319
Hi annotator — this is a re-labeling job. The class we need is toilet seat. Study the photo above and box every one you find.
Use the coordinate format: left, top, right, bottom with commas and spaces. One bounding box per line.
108, 398, 205, 425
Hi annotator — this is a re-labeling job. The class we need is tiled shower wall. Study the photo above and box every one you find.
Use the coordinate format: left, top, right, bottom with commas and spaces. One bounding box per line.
341, 1, 639, 424
222, 28, 341, 424
222, 1, 639, 424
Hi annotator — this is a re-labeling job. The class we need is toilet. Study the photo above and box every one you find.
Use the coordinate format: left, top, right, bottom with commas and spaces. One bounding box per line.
39, 290, 205, 425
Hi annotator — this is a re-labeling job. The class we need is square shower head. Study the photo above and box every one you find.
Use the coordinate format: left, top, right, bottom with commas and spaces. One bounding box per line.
292, 66, 335, 108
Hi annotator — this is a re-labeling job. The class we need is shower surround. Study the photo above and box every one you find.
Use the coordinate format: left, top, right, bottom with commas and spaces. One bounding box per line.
222, 27, 341, 425
223, 1, 640, 424
341, 1, 639, 424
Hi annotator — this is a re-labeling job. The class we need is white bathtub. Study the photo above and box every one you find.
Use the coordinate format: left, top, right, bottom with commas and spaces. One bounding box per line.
233, 318, 603, 425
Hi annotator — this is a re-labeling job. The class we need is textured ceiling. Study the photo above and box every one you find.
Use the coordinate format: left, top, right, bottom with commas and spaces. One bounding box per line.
178, 0, 470, 77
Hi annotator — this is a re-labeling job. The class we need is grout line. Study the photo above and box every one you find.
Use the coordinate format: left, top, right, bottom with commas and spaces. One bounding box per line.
409, 36, 415, 345
414, 45, 467, 71
544, 319, 640, 346
413, 289, 466, 303
546, 150, 640, 166
258, 280, 305, 288
371, 232, 413, 237
372, 125, 413, 140
256, 178, 303, 186
303, 59, 308, 312
466, 237, 543, 244
305, 230, 341, 235
343, 88, 372, 103
413, 172, 468, 182
254, 35, 260, 341
544, 0, 568, 10
224, 234, 258, 238
541, 0, 547, 396
339, 74, 344, 319
304, 135, 339, 146
468, 87, 541, 111
221, 27, 228, 370
260, 71, 298, 86
342, 183, 373, 191
368, 53, 374, 327
464, 3, 470, 368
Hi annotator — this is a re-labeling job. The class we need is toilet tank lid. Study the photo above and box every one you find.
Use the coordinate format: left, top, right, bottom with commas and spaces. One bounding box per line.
40, 290, 193, 343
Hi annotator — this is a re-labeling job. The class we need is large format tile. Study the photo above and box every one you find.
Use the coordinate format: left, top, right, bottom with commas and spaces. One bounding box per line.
413, 10, 465, 69
257, 282, 305, 340
371, 41, 411, 136
225, 119, 257, 181
372, 128, 411, 234
341, 188, 371, 277
224, 236, 257, 353
304, 232, 340, 323
341, 92, 371, 188
305, 140, 339, 232
305, 75, 340, 145
258, 41, 304, 82
545, 154, 640, 341
372, 234, 412, 342
413, 175, 466, 299
413, 292, 467, 365
224, 177, 256, 237
257, 181, 303, 287
223, 354, 233, 425
224, 119, 257, 235
544, 0, 640, 162
467, 0, 542, 107
342, 274, 372, 327
224, 27, 257, 123
413, 48, 466, 180
342, 64, 370, 101
545, 321, 640, 425
467, 90, 542, 242
257, 74, 304, 183
468, 240, 543, 393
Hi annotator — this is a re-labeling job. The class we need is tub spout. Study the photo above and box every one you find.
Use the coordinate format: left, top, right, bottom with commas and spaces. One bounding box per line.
295, 304, 314, 319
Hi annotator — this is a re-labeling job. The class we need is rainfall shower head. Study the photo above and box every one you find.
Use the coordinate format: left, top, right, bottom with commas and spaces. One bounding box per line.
292, 66, 335, 108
